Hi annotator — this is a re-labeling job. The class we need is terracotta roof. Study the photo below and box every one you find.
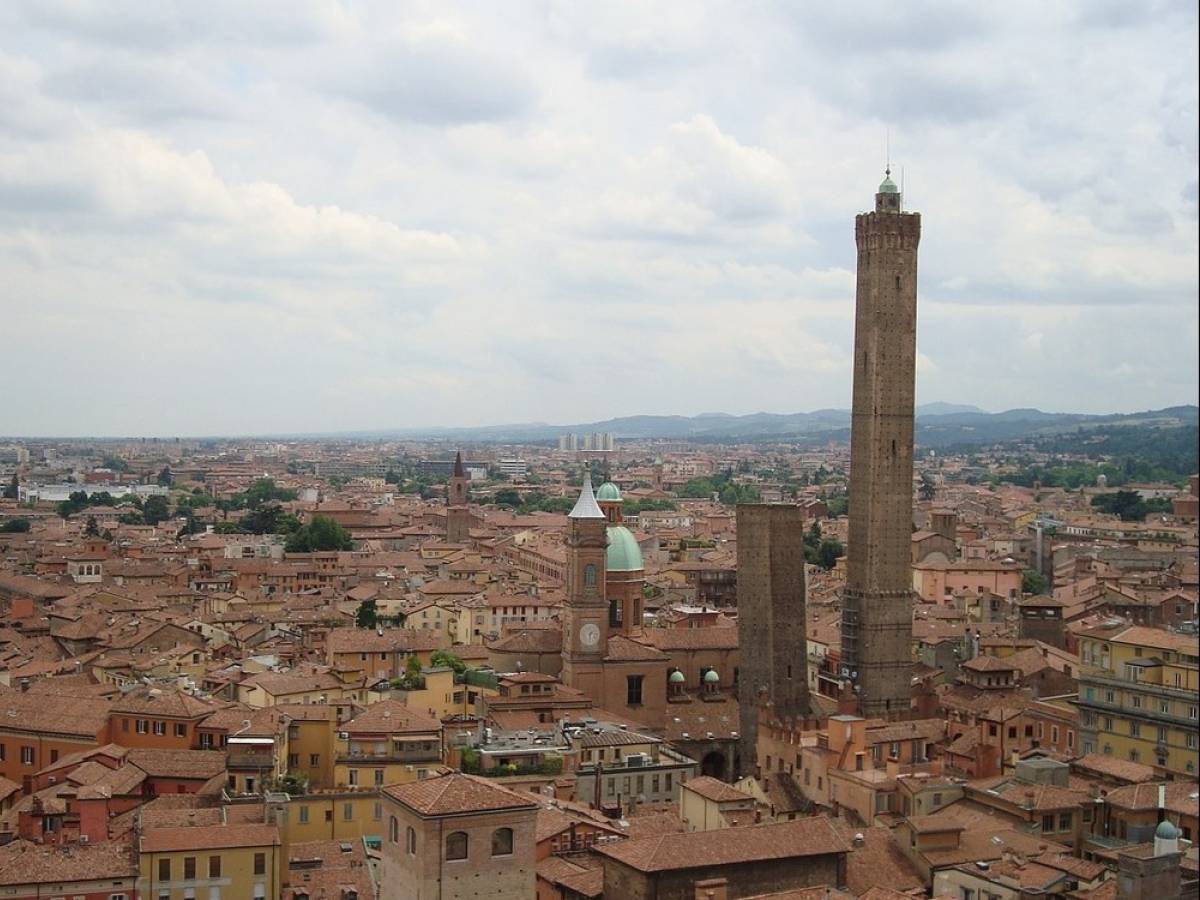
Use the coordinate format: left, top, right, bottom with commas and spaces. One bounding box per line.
832, 821, 924, 895
681, 775, 754, 804
1071, 753, 1158, 784
961, 655, 1018, 672
1108, 625, 1198, 655
326, 627, 443, 654
110, 685, 221, 718
282, 838, 375, 900
140, 822, 280, 852
1104, 781, 1199, 816
342, 699, 441, 735
594, 817, 849, 872
0, 688, 110, 737
487, 629, 562, 653
242, 670, 343, 696
0, 839, 137, 885
636, 626, 738, 651
605, 634, 669, 662
1034, 851, 1108, 881
0, 776, 21, 803
127, 748, 228, 779
969, 776, 1088, 812
663, 695, 740, 741
383, 771, 539, 817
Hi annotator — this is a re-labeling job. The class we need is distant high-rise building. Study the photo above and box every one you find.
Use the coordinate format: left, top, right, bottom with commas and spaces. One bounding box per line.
558, 432, 613, 452
736, 504, 809, 775
840, 170, 921, 717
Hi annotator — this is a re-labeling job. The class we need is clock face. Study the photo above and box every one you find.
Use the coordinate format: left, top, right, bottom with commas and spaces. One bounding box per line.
580, 623, 600, 647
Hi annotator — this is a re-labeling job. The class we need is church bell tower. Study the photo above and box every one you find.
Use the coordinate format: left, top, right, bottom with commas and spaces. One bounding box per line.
561, 471, 609, 700
446, 451, 471, 544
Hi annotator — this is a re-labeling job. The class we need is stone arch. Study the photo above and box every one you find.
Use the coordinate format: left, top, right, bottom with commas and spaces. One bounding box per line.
700, 750, 727, 779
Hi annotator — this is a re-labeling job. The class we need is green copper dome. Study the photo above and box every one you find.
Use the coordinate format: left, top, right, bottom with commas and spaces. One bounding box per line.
1156, 820, 1180, 840
596, 481, 622, 502
703, 669, 720, 684
605, 525, 643, 572
669, 670, 686, 683
878, 172, 899, 194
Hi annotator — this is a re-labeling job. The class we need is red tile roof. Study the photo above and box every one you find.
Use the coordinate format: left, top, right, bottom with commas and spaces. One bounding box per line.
139, 822, 280, 852
594, 817, 849, 872
383, 771, 539, 817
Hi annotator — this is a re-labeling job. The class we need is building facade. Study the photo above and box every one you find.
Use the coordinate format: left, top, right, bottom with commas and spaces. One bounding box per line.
1076, 625, 1199, 775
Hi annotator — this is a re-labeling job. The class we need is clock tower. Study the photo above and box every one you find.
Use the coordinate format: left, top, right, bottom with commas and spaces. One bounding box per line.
561, 471, 609, 701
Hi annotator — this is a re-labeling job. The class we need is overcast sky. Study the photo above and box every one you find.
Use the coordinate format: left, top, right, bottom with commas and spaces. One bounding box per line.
2, 1, 1197, 437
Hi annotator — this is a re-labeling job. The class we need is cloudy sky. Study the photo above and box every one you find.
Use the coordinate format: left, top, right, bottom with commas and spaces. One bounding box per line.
1, 1, 1197, 436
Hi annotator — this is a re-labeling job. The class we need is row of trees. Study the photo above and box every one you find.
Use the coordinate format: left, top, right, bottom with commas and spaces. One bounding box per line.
678, 471, 762, 505
1090, 490, 1172, 522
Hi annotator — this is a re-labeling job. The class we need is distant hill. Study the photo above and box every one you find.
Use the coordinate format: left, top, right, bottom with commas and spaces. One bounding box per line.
366, 404, 1198, 447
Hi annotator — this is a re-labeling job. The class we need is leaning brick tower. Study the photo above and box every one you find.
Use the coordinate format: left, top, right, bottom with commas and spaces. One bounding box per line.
840, 169, 920, 717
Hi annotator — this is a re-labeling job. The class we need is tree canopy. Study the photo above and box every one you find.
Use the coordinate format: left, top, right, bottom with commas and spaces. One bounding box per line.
285, 515, 353, 552
1090, 490, 1170, 522
678, 471, 761, 505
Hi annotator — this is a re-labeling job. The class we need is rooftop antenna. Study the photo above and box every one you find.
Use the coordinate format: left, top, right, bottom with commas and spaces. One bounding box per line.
885, 127, 891, 178
901, 165, 905, 211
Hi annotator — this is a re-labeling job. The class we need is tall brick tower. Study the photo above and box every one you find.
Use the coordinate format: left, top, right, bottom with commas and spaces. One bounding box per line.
736, 504, 809, 776
560, 472, 609, 702
446, 451, 471, 544
840, 169, 920, 717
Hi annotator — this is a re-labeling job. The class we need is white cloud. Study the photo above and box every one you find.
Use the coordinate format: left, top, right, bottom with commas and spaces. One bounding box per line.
0, 2, 1195, 434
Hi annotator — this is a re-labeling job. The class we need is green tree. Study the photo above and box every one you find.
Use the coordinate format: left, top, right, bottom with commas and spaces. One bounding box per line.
355, 599, 379, 629
1090, 491, 1148, 522
84, 515, 100, 537
157, 466, 173, 486
494, 488, 522, 508
1022, 568, 1050, 595
0, 518, 31, 533
825, 494, 848, 517
919, 472, 936, 501
384, 469, 400, 485
430, 650, 466, 674
57, 501, 74, 521
101, 454, 130, 472
239, 504, 286, 534
285, 515, 353, 552
816, 538, 844, 570
3, 473, 17, 500
241, 478, 298, 509
141, 495, 170, 526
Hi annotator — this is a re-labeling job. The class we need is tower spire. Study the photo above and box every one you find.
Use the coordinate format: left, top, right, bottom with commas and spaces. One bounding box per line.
568, 469, 604, 519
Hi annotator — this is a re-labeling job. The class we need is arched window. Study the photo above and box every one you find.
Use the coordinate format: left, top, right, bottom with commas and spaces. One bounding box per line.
406, 826, 417, 856
446, 830, 468, 861
389, 816, 399, 844
491, 827, 514, 857
584, 564, 596, 587
609, 599, 621, 628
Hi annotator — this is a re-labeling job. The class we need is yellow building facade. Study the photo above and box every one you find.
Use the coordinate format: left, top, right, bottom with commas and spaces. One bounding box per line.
138, 822, 282, 900
1077, 625, 1199, 775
